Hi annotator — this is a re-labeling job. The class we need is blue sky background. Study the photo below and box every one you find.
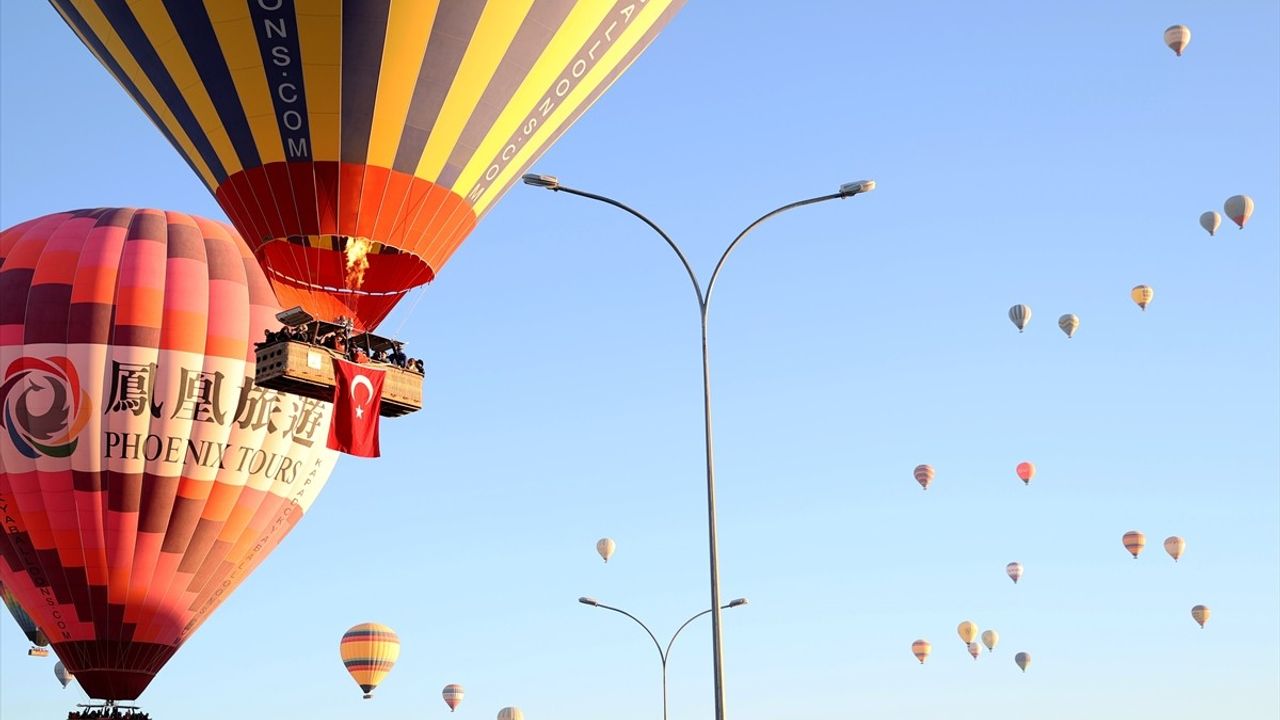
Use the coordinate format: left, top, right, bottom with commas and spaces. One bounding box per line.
2, 2, 1278, 718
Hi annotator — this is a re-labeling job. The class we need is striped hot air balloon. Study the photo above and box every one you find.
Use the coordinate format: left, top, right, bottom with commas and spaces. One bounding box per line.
341, 623, 400, 699
442, 683, 465, 712
1123, 530, 1146, 559
49, 1, 687, 332
1191, 605, 1210, 629
1014, 651, 1031, 672
498, 707, 525, 720
1163, 24, 1191, 56
1164, 536, 1186, 562
1, 209, 339, 701
911, 639, 932, 664
981, 629, 999, 653
1058, 314, 1079, 338
1016, 462, 1036, 485
1131, 285, 1154, 311
913, 464, 935, 491
1008, 304, 1032, 332
1224, 195, 1254, 229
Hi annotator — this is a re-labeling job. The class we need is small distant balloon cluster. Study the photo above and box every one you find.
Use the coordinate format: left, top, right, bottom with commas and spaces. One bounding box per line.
914, 622, 1023, 671
1008, 305, 1083, 338
1200, 195, 1255, 236
912, 462, 1036, 491
1121, 532, 1208, 628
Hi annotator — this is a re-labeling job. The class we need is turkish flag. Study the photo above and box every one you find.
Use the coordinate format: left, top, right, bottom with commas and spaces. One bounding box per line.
327, 359, 385, 457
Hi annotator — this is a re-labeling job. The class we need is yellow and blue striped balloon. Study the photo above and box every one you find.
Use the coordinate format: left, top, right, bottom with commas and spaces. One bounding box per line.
340, 622, 400, 699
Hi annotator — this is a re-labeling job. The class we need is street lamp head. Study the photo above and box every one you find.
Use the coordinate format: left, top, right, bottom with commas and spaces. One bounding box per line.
522, 173, 560, 190
578, 596, 600, 607
839, 179, 876, 197
727, 598, 749, 608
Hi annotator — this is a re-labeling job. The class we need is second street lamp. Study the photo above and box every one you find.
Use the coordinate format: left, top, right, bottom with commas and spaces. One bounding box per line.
526, 173, 874, 719
578, 596, 749, 720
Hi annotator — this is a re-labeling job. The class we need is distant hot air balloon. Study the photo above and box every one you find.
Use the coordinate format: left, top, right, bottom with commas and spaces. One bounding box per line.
55, 661, 74, 689
1, 209, 339, 701
1123, 531, 1146, 559
0, 580, 48, 652
1131, 285, 1154, 311
1009, 305, 1032, 333
914, 464, 935, 491
341, 623, 400, 699
1016, 462, 1036, 486
1224, 195, 1255, 229
1058, 314, 1079, 338
968, 641, 982, 660
1007, 562, 1024, 584
50, 1, 687, 332
443, 684, 465, 712
982, 629, 999, 653
1191, 605, 1210, 629
1164, 536, 1186, 562
1164, 24, 1191, 56
498, 707, 525, 720
1015, 651, 1032, 673
1200, 211, 1221, 236
957, 621, 979, 645
911, 639, 932, 664
596, 538, 616, 563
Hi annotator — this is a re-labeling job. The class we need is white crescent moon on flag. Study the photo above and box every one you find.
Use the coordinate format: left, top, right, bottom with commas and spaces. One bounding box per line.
350, 375, 374, 407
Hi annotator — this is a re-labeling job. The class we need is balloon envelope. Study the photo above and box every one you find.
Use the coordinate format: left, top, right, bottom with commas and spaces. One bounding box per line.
1058, 314, 1079, 338
1, 579, 47, 647
498, 708, 525, 720
1015, 651, 1031, 672
341, 623, 400, 699
1131, 285, 1154, 311
443, 683, 465, 711
1008, 304, 1032, 332
982, 629, 999, 652
1123, 530, 1146, 558
1016, 462, 1035, 485
1006, 562, 1024, 584
596, 537, 616, 563
911, 639, 931, 664
1164, 536, 1186, 562
1164, 24, 1191, 56
968, 641, 982, 660
50, 1, 686, 331
1, 209, 338, 700
1224, 195, 1254, 229
957, 620, 978, 644
1200, 211, 1221, 236
55, 660, 74, 689
914, 464, 935, 490
1191, 605, 1210, 628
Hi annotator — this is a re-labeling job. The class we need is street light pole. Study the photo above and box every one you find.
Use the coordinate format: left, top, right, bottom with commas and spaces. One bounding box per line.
528, 174, 874, 719
579, 596, 748, 720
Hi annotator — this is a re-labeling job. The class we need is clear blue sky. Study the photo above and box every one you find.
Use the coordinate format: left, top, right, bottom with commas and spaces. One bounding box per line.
2, 2, 1278, 719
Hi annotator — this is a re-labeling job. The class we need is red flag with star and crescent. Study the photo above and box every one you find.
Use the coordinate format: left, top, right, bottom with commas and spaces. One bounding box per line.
327, 359, 385, 457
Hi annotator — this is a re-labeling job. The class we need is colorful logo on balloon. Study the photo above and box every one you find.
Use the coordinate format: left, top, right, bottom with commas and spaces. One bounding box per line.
0, 356, 92, 459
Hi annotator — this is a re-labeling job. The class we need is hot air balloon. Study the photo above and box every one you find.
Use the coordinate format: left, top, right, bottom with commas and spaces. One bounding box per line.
1131, 285, 1154, 311
1015, 651, 1031, 672
1164, 25, 1191, 56
1058, 314, 1079, 338
443, 683, 465, 712
914, 464, 935, 491
957, 621, 978, 645
1123, 530, 1146, 559
1164, 536, 1186, 562
1191, 605, 1210, 629
498, 707, 525, 720
968, 641, 982, 660
1225, 195, 1254, 229
982, 629, 999, 653
596, 537, 616, 563
1, 579, 49, 655
1009, 305, 1032, 333
341, 623, 400, 699
55, 661, 74, 689
1006, 562, 1024, 584
911, 639, 932, 664
1016, 462, 1036, 485
50, 1, 687, 333
1200, 211, 1221, 236
0, 208, 339, 701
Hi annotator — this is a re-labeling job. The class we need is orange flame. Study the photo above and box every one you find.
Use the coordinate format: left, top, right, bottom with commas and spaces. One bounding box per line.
344, 237, 371, 289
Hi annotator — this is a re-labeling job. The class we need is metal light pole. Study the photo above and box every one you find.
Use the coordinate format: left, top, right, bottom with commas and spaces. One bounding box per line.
579, 596, 748, 720
525, 174, 875, 719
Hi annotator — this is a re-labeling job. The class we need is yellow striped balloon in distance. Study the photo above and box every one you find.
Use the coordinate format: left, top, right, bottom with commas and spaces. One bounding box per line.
48, 0, 687, 332
498, 707, 525, 720
1008, 304, 1032, 332
1164, 24, 1191, 56
1131, 285, 1154, 311
1225, 195, 1255, 229
1164, 536, 1186, 562
1016, 461, 1036, 485
911, 639, 932, 664
967, 641, 982, 660
1123, 530, 1146, 559
1200, 211, 1221, 236
982, 629, 999, 653
340, 623, 400, 699
1191, 605, 1210, 628
914, 464, 935, 491
443, 683, 465, 712
1058, 313, 1079, 338
596, 537, 616, 563
957, 620, 978, 645
1015, 651, 1031, 672
1006, 562, 1023, 584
